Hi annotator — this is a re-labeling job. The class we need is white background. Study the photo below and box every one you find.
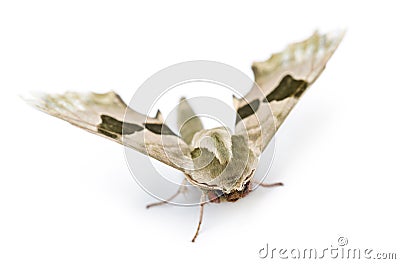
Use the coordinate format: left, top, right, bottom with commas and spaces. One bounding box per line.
1, 1, 399, 263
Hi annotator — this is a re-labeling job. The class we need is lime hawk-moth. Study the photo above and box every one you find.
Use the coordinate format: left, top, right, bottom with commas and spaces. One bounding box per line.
25, 31, 344, 242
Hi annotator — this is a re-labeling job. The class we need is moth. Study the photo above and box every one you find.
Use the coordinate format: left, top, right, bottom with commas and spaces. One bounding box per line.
25, 31, 344, 242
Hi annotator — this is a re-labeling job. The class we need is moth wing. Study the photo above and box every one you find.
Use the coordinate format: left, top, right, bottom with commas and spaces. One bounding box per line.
25, 91, 194, 171
177, 97, 204, 145
235, 31, 344, 155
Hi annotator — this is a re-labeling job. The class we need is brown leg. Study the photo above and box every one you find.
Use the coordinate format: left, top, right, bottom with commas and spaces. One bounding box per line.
191, 192, 206, 243
146, 179, 187, 209
254, 180, 284, 188
258, 182, 283, 187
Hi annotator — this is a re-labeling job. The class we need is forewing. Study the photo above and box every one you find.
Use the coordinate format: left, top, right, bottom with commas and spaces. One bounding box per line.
235, 31, 344, 154
25, 91, 193, 171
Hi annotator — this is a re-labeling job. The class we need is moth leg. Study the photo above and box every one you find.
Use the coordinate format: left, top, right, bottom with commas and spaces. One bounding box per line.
146, 178, 188, 209
253, 180, 284, 188
191, 192, 206, 243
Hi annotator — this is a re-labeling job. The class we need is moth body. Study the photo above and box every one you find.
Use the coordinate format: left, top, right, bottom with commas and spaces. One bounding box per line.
184, 127, 258, 196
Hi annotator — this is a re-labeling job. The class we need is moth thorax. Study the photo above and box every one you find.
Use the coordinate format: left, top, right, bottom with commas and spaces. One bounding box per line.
191, 127, 233, 164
